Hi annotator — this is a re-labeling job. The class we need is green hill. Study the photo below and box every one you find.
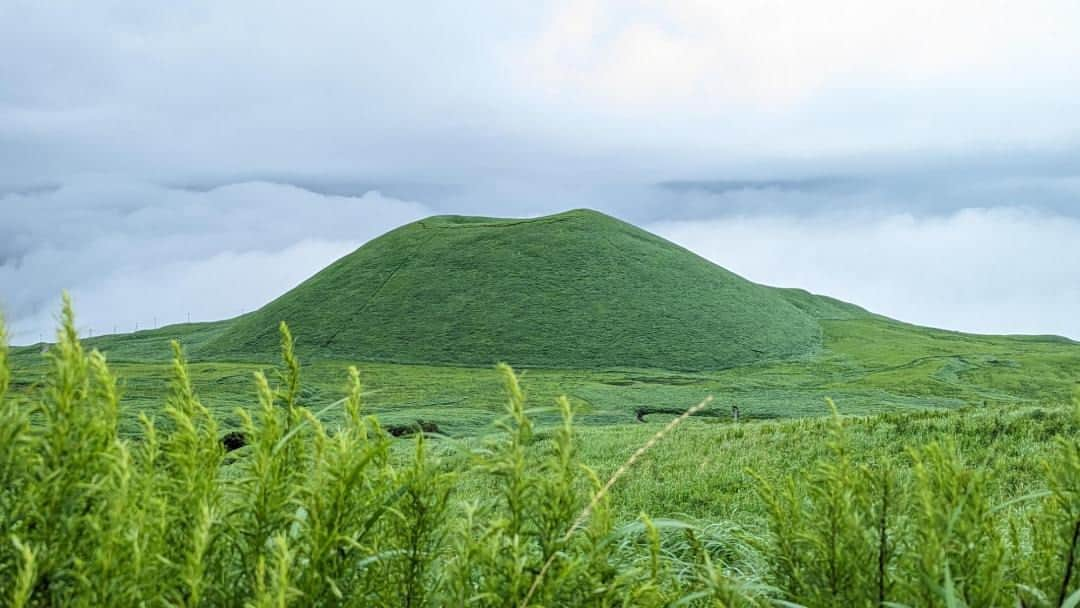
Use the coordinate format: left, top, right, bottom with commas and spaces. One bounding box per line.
9, 208, 1079, 438
200, 209, 863, 370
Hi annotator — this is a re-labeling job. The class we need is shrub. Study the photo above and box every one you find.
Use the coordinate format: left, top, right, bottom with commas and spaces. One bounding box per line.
4, 301, 1080, 607
754, 400, 1080, 607
0, 300, 753, 607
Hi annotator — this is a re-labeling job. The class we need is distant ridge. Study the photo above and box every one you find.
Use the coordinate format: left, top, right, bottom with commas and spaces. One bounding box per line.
200, 209, 872, 370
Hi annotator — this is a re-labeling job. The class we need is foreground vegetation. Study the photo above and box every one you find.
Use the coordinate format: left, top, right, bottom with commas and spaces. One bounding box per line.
4, 304, 1080, 606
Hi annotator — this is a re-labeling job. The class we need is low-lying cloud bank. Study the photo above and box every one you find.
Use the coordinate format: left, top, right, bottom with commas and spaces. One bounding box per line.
3, 175, 1080, 345
1, 177, 429, 344
650, 206, 1080, 339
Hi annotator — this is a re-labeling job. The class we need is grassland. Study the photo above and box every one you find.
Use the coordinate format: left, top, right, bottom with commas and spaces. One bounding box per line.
193, 209, 855, 369
6, 209, 1080, 604
14, 209, 1075, 443
6, 307, 1080, 606
12, 313, 1078, 441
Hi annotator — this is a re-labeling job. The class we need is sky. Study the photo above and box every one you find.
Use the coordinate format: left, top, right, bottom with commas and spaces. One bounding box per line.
3, 1, 1080, 344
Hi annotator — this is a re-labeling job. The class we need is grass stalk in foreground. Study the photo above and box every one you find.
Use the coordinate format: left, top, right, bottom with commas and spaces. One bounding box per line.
4, 301, 1080, 606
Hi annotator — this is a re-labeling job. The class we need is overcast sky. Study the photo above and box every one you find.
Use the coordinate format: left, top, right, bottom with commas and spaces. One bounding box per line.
3, 1, 1080, 344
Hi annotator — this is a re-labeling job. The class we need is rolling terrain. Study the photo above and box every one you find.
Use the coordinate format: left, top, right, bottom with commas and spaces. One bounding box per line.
8, 209, 1079, 437
6, 209, 1080, 606
201, 209, 857, 369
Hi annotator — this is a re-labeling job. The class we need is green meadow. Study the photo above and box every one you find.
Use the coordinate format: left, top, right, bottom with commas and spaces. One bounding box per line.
5, 307, 1080, 606
4, 210, 1080, 606
11, 314, 1078, 442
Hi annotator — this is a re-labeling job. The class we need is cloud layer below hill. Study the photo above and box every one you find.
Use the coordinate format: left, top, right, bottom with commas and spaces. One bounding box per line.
1, 178, 428, 343
3, 2, 1080, 343
5, 175, 1080, 344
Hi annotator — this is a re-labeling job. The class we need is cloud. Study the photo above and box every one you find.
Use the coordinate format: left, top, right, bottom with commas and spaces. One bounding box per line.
650, 206, 1080, 339
508, 0, 1080, 162
2, 1, 1080, 188
0, 177, 429, 344
2, 2, 1079, 343
3, 173, 1079, 345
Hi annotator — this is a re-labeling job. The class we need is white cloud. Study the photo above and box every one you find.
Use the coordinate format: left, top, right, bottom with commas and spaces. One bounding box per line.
0, 177, 429, 344
3, 174, 1079, 345
505, 0, 1080, 164
650, 206, 1080, 338
2, 1, 1079, 186
519, 0, 1080, 108
2, 1, 1079, 344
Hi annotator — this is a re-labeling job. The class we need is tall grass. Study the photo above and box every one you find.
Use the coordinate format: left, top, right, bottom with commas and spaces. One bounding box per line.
3, 301, 1080, 606
0, 300, 750, 607
753, 398, 1080, 607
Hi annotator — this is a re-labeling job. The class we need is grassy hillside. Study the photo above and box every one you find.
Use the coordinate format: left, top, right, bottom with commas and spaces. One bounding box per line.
7, 209, 1077, 437
11, 315, 1078, 439
4, 211, 1079, 606
197, 209, 833, 370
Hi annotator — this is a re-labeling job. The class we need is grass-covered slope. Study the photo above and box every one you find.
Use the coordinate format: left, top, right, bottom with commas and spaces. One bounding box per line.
8, 311, 1080, 606
201, 209, 834, 370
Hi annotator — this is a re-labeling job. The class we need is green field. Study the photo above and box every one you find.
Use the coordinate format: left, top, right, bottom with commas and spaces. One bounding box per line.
185, 209, 864, 369
10, 306, 1080, 531
13, 209, 1076, 443
5, 210, 1080, 605
11, 314, 1079, 442
5, 308, 1080, 606
8, 211, 1080, 504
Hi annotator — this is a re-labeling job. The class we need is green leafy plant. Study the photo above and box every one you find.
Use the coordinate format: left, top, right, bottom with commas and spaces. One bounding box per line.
3, 302, 1080, 607
0, 303, 755, 607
